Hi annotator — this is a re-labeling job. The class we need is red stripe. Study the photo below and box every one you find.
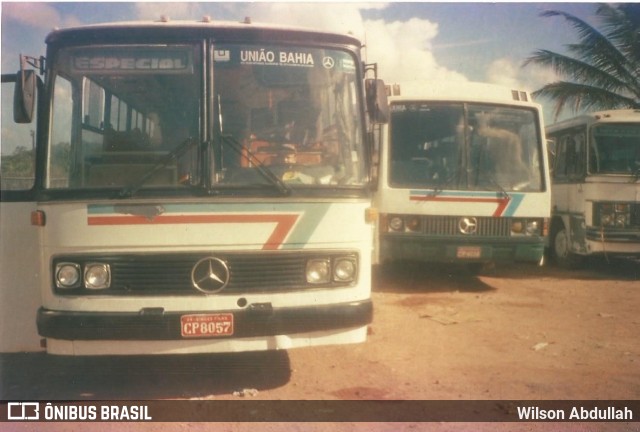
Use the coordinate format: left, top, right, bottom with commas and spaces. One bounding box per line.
88, 214, 299, 250
410, 195, 511, 217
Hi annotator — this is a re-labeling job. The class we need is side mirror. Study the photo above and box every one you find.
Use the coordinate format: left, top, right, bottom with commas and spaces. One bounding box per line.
14, 69, 37, 124
365, 79, 389, 124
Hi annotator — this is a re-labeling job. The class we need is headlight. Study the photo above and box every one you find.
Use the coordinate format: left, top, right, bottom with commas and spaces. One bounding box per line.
84, 263, 111, 289
526, 220, 540, 235
511, 219, 541, 236
595, 202, 631, 228
615, 213, 628, 227
405, 216, 422, 232
511, 220, 524, 234
388, 216, 404, 232
55, 263, 81, 289
601, 213, 614, 226
333, 258, 356, 282
306, 259, 330, 284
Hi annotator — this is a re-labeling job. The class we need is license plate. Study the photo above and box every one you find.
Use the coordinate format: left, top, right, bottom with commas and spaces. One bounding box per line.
456, 246, 482, 259
181, 313, 234, 338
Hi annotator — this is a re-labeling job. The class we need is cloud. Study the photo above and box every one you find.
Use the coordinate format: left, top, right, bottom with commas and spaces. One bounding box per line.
134, 2, 207, 21
2, 2, 62, 28
485, 56, 562, 95
2, 2, 82, 30
485, 58, 520, 89
213, 3, 467, 84
363, 17, 467, 83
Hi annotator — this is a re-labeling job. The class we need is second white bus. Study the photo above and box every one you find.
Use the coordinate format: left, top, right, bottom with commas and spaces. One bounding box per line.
546, 109, 640, 267
373, 81, 551, 270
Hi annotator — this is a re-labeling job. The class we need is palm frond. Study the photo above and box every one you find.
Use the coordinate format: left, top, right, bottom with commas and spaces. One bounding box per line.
533, 82, 640, 120
525, 5, 640, 117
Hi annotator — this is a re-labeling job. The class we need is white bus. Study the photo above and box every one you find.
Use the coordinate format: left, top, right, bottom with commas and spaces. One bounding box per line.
546, 109, 640, 267
373, 81, 551, 270
0, 18, 388, 355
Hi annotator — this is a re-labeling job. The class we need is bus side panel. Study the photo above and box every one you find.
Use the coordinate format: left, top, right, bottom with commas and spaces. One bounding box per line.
0, 201, 43, 352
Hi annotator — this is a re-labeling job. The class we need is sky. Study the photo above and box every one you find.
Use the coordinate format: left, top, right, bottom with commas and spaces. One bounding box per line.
0, 1, 603, 154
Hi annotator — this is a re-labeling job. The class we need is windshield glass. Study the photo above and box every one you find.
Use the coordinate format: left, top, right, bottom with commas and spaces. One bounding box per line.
213, 44, 365, 188
589, 123, 640, 175
48, 44, 203, 192
388, 102, 543, 191
47, 42, 365, 194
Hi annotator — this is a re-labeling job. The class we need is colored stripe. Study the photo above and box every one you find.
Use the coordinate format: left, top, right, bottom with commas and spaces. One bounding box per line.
87, 203, 334, 250
409, 191, 524, 217
88, 213, 298, 250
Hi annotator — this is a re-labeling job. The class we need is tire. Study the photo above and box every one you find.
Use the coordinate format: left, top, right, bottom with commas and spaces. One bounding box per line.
552, 225, 583, 269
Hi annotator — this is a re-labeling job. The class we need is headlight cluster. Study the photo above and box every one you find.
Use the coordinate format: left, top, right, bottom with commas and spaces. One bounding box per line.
55, 262, 111, 290
385, 215, 422, 233
305, 257, 357, 285
510, 218, 545, 236
594, 202, 631, 228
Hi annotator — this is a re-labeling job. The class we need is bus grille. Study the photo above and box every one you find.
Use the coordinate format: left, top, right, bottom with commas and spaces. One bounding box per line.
53, 252, 357, 296
421, 216, 511, 237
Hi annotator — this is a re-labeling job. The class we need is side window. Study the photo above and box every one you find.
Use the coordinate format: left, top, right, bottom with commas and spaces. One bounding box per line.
564, 129, 586, 181
83, 78, 105, 129
1, 78, 36, 192
49, 75, 73, 188
552, 134, 568, 181
547, 137, 557, 175
551, 128, 585, 182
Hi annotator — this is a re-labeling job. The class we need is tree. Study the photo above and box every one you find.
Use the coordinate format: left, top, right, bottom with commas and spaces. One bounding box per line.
523, 3, 640, 120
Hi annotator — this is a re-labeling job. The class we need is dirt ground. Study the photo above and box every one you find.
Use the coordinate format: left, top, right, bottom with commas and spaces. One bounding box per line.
2, 257, 639, 431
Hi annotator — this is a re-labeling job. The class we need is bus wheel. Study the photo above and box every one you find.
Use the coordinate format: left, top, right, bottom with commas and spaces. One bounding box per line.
552, 226, 582, 269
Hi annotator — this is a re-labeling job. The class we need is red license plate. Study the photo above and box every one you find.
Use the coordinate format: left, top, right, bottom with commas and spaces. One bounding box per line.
181, 314, 234, 338
456, 246, 482, 259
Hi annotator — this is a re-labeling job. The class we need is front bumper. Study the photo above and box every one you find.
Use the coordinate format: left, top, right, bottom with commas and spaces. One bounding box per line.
380, 236, 545, 264
37, 300, 372, 341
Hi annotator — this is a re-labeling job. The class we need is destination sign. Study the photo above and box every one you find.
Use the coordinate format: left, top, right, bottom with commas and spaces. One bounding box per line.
71, 48, 193, 74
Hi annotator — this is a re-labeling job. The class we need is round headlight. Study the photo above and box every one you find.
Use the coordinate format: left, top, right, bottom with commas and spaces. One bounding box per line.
511, 221, 524, 234
389, 216, 404, 232
334, 258, 356, 282
56, 263, 81, 288
405, 216, 422, 232
84, 264, 111, 289
526, 220, 539, 235
306, 259, 330, 284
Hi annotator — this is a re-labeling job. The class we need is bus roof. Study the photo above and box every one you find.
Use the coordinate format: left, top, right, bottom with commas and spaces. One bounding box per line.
45, 17, 362, 48
546, 109, 640, 134
386, 80, 536, 106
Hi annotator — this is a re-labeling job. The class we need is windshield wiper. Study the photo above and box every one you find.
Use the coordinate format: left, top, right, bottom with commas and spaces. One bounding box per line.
117, 137, 197, 198
220, 134, 291, 196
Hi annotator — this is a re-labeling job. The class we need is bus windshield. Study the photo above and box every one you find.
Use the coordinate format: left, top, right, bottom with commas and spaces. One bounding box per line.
388, 102, 543, 192
589, 124, 640, 175
47, 43, 365, 194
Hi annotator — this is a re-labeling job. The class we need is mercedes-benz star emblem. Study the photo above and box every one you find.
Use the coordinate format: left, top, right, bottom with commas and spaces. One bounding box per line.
322, 56, 335, 69
191, 257, 230, 294
458, 217, 478, 235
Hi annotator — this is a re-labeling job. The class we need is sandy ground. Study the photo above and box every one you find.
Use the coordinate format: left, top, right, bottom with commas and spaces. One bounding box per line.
2, 257, 639, 431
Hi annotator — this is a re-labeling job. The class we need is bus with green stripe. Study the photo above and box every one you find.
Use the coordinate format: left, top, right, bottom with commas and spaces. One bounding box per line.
1, 17, 388, 355
373, 81, 550, 271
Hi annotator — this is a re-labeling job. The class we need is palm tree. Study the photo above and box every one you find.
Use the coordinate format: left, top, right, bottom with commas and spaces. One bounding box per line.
523, 3, 640, 120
